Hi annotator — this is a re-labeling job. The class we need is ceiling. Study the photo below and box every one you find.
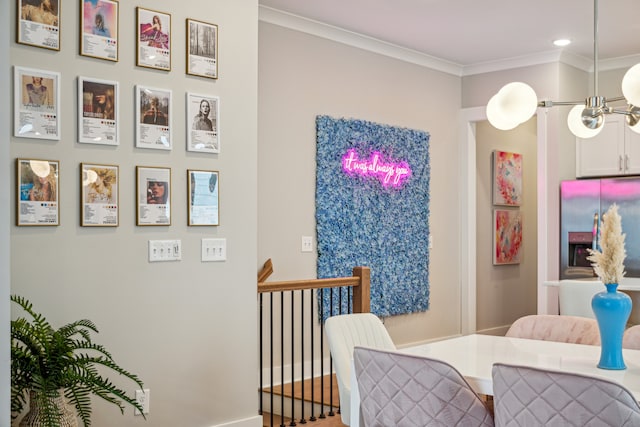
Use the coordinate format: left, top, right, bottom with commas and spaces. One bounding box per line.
258, 0, 640, 71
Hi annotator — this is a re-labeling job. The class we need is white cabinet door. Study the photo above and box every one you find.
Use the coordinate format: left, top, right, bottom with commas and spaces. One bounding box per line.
576, 115, 625, 177
624, 126, 640, 175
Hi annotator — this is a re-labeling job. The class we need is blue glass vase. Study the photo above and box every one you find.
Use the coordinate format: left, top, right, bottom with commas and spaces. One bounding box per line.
591, 283, 632, 370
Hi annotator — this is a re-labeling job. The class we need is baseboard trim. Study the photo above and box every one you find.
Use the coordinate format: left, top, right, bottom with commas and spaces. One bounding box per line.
209, 415, 262, 427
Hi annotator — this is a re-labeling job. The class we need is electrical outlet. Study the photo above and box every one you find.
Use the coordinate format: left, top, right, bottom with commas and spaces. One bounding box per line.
301, 236, 313, 252
135, 389, 150, 415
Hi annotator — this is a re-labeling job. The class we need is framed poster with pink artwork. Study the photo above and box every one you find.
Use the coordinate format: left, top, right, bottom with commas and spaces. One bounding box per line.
136, 7, 171, 71
493, 209, 523, 265
80, 0, 118, 62
492, 150, 522, 206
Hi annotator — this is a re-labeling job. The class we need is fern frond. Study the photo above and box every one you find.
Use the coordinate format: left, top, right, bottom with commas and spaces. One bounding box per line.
10, 295, 145, 425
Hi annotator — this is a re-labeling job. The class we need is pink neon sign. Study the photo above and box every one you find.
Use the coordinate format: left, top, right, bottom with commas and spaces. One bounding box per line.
342, 149, 412, 188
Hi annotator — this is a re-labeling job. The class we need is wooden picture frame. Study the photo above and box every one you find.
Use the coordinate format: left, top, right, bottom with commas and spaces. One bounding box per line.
188, 169, 219, 226
17, 158, 60, 226
136, 7, 171, 71
135, 85, 172, 150
78, 76, 119, 145
81, 163, 118, 226
186, 92, 219, 153
186, 18, 217, 79
79, 0, 118, 62
17, 0, 60, 50
136, 166, 171, 226
14, 66, 61, 140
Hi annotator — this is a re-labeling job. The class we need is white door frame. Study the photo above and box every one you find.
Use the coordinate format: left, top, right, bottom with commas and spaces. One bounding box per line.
459, 107, 550, 335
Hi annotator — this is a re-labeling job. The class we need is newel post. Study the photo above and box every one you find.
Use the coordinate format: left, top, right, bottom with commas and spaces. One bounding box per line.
352, 266, 370, 313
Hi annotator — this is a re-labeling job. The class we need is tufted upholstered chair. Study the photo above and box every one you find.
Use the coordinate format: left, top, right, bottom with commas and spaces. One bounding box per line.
353, 346, 494, 427
324, 313, 395, 426
492, 363, 640, 427
505, 314, 600, 345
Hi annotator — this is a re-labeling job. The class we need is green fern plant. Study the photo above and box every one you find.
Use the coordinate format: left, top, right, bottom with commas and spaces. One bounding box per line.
11, 294, 146, 426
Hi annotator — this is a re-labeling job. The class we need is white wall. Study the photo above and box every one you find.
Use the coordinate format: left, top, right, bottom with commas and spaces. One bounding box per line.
258, 21, 463, 347
1, 0, 11, 424
9, 1, 259, 426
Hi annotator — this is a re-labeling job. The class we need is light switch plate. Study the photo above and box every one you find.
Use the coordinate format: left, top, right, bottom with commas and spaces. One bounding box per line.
202, 238, 226, 262
149, 240, 181, 262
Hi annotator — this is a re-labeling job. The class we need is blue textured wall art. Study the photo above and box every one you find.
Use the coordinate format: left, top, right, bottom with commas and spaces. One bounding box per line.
315, 115, 430, 320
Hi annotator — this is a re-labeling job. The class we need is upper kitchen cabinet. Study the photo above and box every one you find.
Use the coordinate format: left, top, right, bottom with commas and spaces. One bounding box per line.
577, 114, 640, 177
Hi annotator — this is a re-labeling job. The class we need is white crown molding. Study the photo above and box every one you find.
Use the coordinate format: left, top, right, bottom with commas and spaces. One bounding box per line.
259, 6, 640, 78
598, 54, 640, 72
259, 5, 463, 77
461, 50, 594, 76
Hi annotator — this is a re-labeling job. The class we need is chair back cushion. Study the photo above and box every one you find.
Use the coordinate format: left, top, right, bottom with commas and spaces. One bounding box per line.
558, 280, 603, 319
354, 346, 494, 427
505, 314, 600, 345
325, 313, 395, 425
492, 363, 640, 427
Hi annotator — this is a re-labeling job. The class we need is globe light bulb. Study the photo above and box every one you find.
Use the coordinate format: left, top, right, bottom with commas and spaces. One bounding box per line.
567, 105, 604, 138
486, 93, 520, 130
486, 82, 537, 131
622, 64, 640, 107
496, 82, 538, 124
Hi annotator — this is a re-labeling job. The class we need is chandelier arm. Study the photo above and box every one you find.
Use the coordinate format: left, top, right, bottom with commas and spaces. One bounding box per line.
610, 109, 634, 116
604, 96, 626, 103
538, 100, 585, 108
593, 0, 599, 95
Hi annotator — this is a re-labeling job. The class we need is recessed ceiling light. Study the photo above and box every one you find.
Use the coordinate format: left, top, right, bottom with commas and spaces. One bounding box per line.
553, 39, 571, 47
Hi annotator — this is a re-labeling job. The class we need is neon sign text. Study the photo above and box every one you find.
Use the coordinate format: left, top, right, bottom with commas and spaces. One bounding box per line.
342, 149, 412, 188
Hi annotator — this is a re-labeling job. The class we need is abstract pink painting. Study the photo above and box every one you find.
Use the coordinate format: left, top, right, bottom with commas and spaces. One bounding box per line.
494, 209, 523, 265
493, 150, 522, 206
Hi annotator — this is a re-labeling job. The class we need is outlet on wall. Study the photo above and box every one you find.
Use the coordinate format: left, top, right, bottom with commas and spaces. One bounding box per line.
301, 236, 313, 252
135, 389, 150, 415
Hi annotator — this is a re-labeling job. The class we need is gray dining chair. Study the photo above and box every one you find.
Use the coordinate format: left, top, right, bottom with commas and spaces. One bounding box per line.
353, 346, 494, 427
325, 313, 396, 426
492, 362, 640, 426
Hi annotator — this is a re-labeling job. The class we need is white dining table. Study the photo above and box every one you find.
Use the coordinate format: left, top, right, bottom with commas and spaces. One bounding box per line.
350, 333, 640, 427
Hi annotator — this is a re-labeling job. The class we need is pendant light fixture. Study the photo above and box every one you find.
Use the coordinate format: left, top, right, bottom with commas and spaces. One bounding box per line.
487, 0, 640, 138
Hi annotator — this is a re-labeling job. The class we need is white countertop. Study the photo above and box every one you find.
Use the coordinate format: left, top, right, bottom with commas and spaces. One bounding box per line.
544, 278, 640, 292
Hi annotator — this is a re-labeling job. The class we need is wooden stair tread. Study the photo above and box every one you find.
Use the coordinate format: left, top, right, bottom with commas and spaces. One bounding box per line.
262, 374, 344, 426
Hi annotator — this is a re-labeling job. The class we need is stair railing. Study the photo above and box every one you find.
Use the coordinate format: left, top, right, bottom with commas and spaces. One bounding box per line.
257, 259, 370, 426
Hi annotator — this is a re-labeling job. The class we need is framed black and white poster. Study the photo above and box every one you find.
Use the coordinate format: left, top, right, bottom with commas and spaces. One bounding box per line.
78, 76, 118, 145
186, 93, 219, 153
80, 0, 118, 62
188, 169, 219, 226
81, 163, 118, 226
137, 7, 171, 71
135, 85, 171, 150
17, 0, 60, 50
17, 158, 59, 226
186, 18, 217, 79
14, 66, 60, 140
136, 166, 171, 226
